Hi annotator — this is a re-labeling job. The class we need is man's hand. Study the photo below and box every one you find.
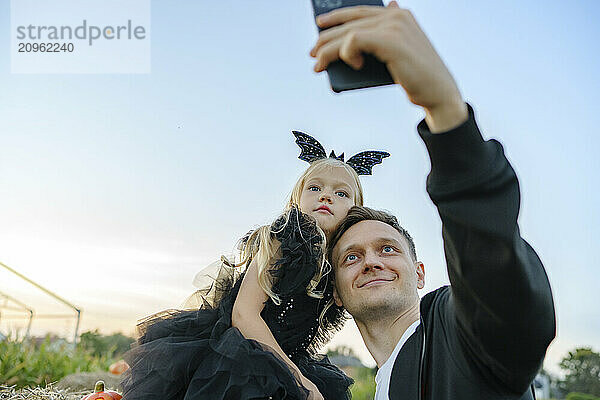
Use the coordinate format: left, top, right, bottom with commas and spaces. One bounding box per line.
310, 1, 468, 133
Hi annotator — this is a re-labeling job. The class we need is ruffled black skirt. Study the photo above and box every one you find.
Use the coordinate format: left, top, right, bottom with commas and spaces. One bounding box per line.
121, 271, 352, 400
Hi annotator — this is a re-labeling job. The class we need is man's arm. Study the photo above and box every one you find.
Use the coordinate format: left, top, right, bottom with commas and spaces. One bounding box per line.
417, 103, 555, 392
311, 2, 555, 392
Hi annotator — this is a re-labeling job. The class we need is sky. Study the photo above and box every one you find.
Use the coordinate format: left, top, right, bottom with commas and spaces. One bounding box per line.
1, 0, 599, 375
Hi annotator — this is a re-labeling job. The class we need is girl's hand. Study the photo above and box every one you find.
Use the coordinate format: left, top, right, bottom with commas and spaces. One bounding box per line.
301, 377, 325, 400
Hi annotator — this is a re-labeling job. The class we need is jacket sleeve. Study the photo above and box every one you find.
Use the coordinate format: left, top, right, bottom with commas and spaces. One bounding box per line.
417, 103, 556, 393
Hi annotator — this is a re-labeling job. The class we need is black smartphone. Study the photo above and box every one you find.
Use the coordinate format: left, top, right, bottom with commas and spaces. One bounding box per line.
310, 0, 394, 93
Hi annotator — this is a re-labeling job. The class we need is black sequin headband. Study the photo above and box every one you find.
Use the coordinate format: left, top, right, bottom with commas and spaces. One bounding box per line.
292, 131, 390, 175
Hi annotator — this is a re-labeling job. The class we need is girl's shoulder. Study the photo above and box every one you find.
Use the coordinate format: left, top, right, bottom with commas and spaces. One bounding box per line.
268, 207, 327, 298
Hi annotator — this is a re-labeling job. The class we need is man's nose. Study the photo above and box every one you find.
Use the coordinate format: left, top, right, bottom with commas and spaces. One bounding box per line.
363, 252, 384, 272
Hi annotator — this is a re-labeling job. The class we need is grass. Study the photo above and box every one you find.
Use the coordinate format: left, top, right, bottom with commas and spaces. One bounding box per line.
1, 334, 378, 398
0, 336, 113, 389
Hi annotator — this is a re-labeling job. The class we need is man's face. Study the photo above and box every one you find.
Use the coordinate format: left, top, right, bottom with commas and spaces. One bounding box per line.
332, 220, 425, 320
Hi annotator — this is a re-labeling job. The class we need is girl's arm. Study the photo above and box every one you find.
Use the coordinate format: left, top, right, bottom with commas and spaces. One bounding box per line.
231, 258, 320, 395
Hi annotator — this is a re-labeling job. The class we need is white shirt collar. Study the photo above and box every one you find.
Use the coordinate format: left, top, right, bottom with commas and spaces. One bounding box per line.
374, 320, 421, 400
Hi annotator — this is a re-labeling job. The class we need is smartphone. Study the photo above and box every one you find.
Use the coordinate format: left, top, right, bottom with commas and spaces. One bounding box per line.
311, 0, 394, 93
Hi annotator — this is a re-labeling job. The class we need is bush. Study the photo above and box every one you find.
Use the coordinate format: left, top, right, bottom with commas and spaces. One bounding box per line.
0, 336, 113, 388
350, 366, 376, 400
560, 348, 600, 397
77, 330, 135, 358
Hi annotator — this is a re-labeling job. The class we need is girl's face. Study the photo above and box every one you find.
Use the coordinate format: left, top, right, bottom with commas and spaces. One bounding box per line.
298, 166, 358, 237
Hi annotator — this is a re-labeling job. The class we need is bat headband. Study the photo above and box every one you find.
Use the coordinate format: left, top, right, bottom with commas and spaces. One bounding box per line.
292, 131, 390, 176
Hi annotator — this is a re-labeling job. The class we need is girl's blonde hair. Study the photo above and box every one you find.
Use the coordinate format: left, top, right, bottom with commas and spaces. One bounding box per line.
234, 158, 364, 324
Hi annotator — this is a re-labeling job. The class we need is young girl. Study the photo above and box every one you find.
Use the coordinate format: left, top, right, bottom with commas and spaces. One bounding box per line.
121, 133, 388, 400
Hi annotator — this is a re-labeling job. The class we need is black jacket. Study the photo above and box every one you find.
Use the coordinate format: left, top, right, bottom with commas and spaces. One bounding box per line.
389, 104, 556, 400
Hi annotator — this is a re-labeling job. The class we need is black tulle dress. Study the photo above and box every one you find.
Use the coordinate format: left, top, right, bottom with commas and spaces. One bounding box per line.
121, 208, 353, 400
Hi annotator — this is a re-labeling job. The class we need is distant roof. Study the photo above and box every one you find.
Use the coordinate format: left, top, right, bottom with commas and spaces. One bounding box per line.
329, 354, 365, 368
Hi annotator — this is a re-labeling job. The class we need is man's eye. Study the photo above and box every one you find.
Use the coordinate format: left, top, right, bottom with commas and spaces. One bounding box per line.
383, 246, 394, 253
345, 254, 357, 262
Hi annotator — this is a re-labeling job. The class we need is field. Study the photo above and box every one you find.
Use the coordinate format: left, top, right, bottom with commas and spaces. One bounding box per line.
0, 333, 376, 399
0, 337, 114, 389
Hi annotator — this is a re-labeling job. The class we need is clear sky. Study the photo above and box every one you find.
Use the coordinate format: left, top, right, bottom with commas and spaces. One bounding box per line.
1, 0, 599, 374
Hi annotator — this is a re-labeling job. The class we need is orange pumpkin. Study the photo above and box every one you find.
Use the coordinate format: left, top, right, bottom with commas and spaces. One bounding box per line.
81, 380, 123, 400
109, 359, 130, 375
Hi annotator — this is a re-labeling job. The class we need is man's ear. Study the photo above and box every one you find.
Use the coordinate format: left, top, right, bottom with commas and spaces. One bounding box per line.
416, 262, 425, 289
333, 284, 343, 307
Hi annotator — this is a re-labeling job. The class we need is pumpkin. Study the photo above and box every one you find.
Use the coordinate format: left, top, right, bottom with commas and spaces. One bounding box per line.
109, 359, 130, 375
81, 380, 123, 400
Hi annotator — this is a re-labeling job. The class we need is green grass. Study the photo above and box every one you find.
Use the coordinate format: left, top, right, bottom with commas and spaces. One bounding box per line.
350, 366, 376, 400
2, 333, 378, 397
0, 336, 114, 388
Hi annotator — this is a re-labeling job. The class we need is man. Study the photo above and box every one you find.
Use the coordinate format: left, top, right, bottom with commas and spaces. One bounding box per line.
311, 2, 556, 399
